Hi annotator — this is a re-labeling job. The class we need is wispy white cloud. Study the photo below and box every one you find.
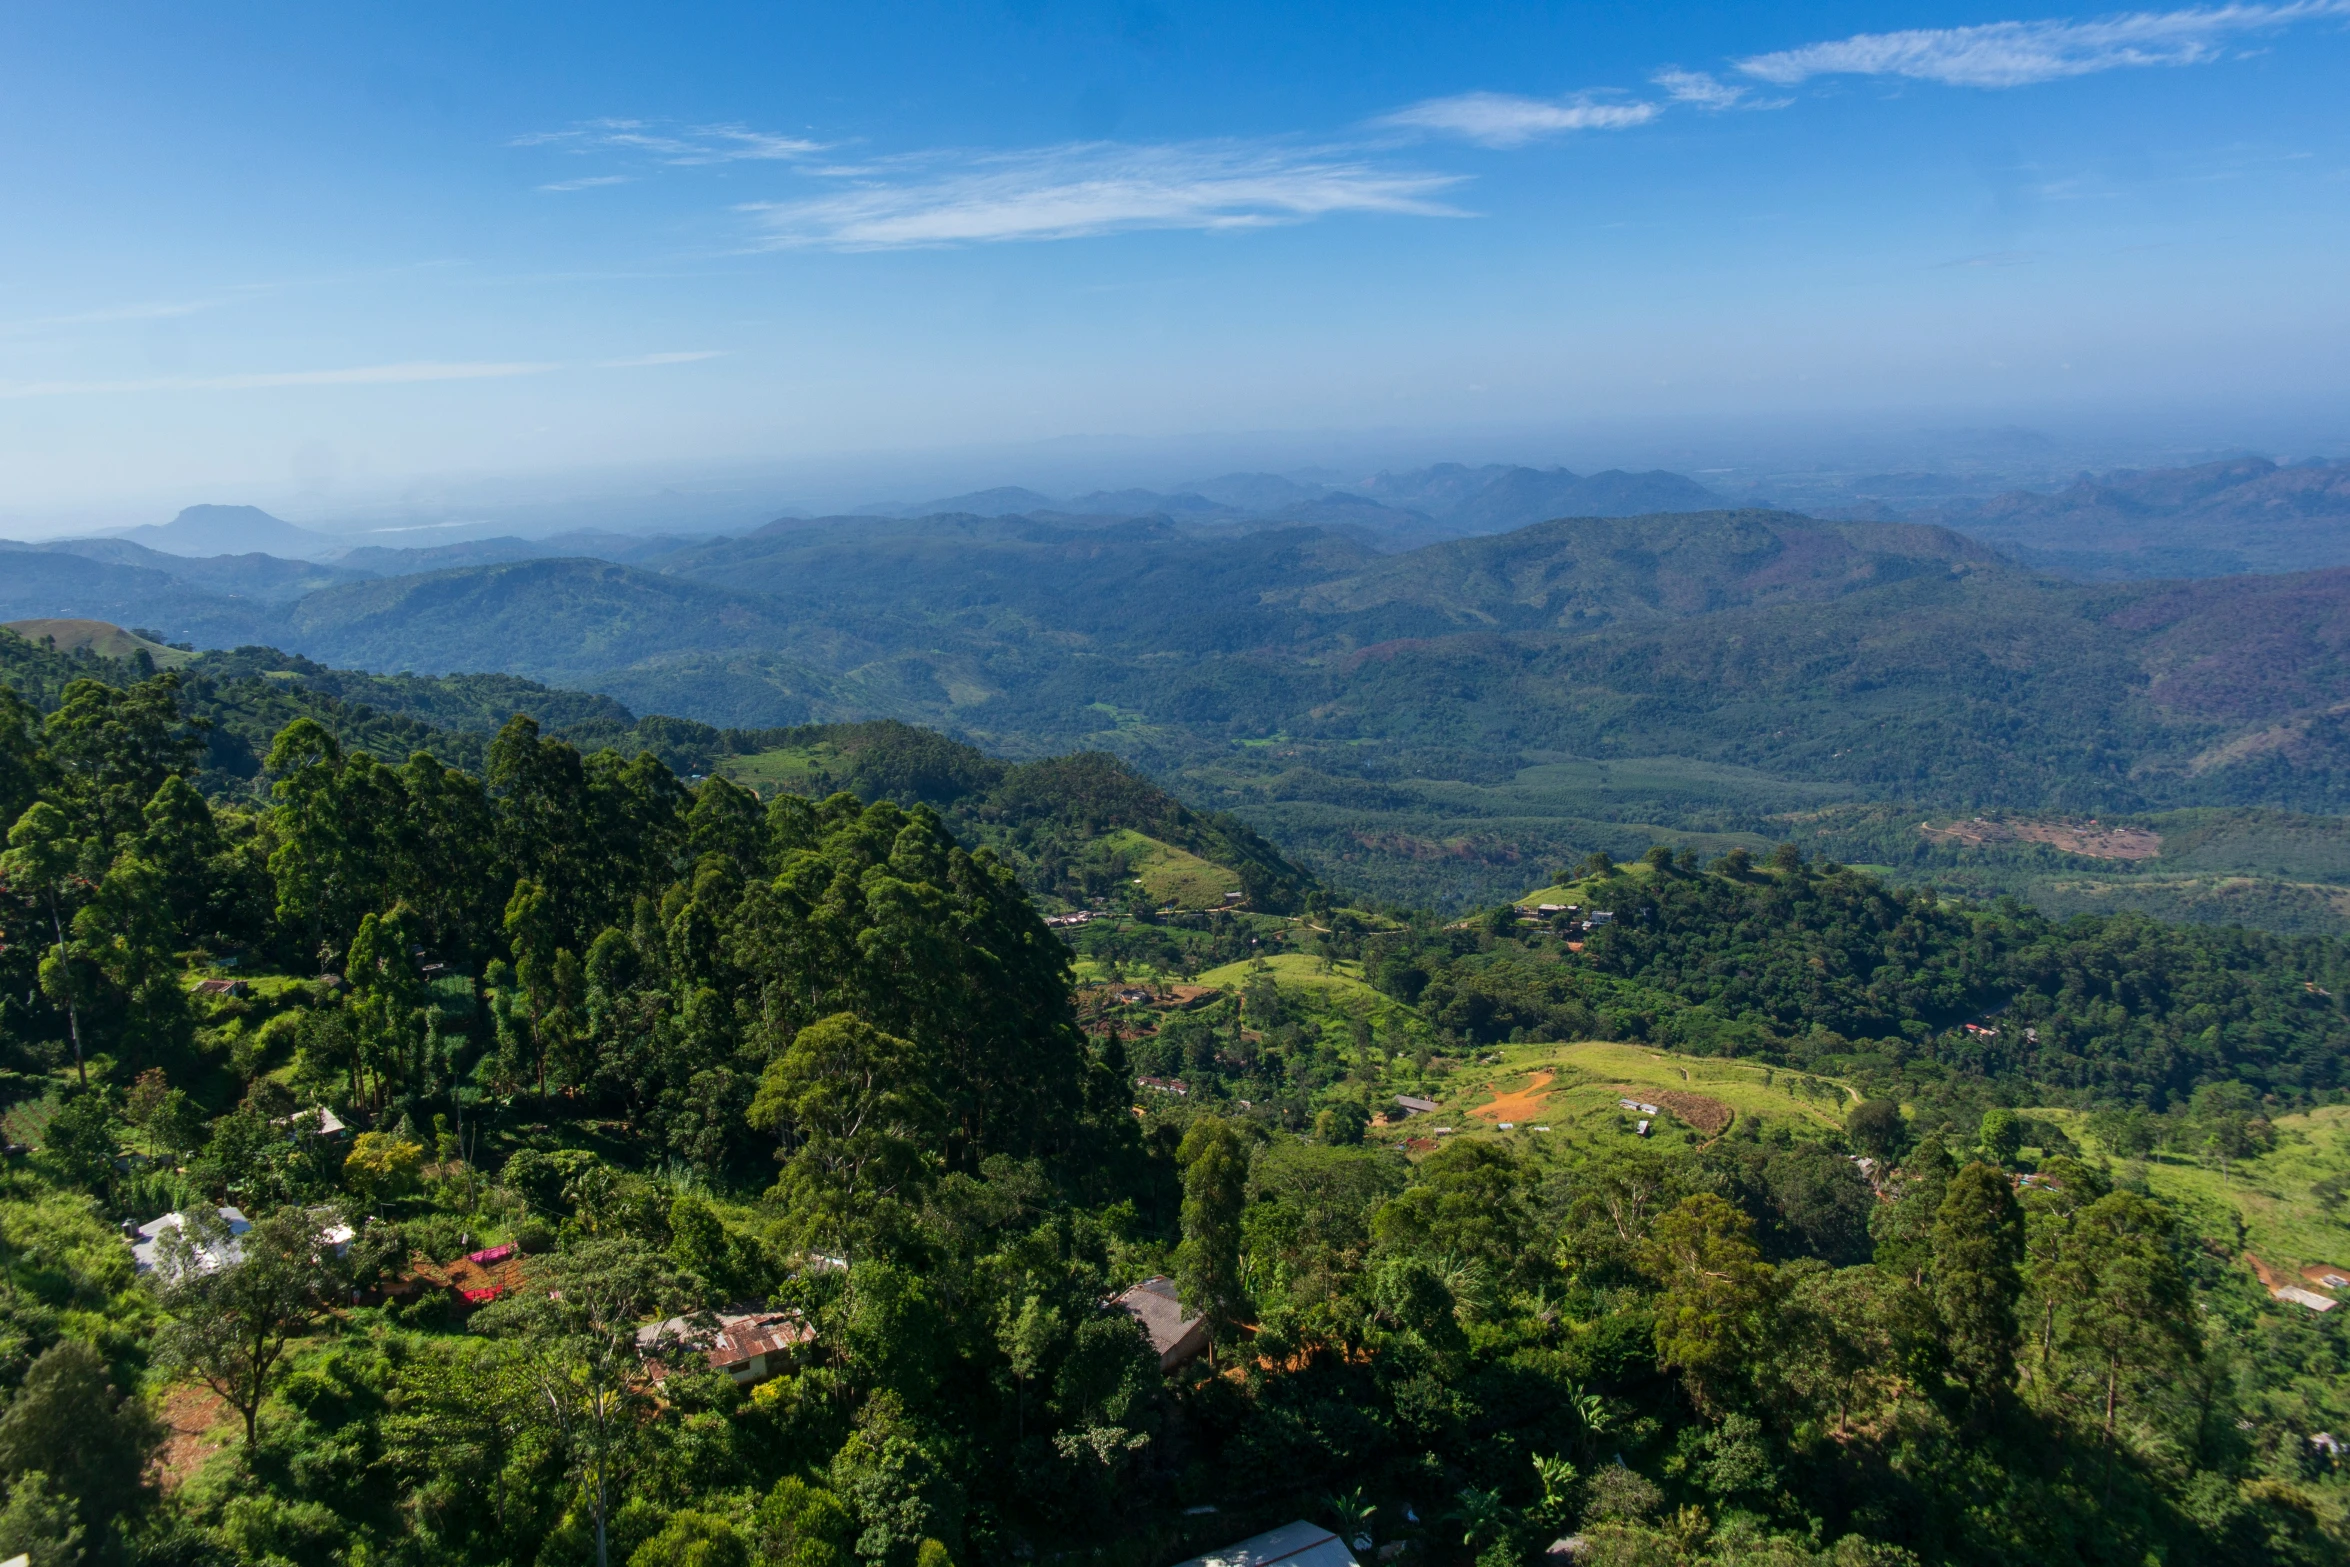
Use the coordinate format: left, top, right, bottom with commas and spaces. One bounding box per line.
515, 118, 824, 164
739, 141, 1466, 249
596, 350, 727, 367
1378, 91, 1662, 147
539, 174, 634, 192
0, 353, 721, 398
0, 299, 219, 336
1652, 69, 1792, 110
1739, 0, 2350, 88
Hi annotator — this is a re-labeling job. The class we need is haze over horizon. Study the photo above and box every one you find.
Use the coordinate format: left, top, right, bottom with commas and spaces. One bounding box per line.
5, 0, 2350, 522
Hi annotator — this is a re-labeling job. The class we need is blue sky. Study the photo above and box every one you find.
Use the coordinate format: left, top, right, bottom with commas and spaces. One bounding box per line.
3, 0, 2348, 518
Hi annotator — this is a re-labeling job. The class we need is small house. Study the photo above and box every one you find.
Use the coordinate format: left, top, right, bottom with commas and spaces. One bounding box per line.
131, 1206, 250, 1274
1137, 1076, 1190, 1097
1113, 1276, 1210, 1371
1165, 1520, 1358, 1567
2303, 1264, 2350, 1292
638, 1310, 812, 1386
193, 978, 249, 999
1392, 1095, 1439, 1117
273, 1106, 347, 1140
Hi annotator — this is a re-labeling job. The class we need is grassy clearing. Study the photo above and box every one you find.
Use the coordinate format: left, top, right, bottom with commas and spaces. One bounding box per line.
2, 618, 194, 668
717, 744, 841, 795
1096, 828, 1240, 910
1194, 952, 1376, 998
1381, 1040, 1856, 1155
2036, 1104, 2350, 1276
1511, 859, 1664, 910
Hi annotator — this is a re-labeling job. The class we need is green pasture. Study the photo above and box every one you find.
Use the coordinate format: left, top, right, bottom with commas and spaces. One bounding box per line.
2038, 1104, 2350, 1278
1096, 828, 1240, 909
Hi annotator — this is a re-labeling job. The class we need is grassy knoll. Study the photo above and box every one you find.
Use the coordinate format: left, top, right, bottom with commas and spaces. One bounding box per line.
1096, 827, 1241, 909
1194, 951, 1376, 998
1511, 858, 1664, 910
2038, 1104, 2350, 1280
3, 617, 194, 667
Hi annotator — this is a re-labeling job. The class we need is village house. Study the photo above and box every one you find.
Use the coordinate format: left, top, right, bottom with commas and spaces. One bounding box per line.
272, 1105, 347, 1140
130, 1206, 251, 1274
1113, 1276, 1210, 1371
636, 1310, 813, 1386
1391, 1094, 1439, 1117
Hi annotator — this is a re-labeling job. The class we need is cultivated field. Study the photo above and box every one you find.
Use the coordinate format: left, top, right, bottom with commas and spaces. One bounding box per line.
1379, 1040, 1857, 1151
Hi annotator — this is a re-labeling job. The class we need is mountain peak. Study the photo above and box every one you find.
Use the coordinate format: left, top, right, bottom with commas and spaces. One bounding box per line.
114, 503, 337, 560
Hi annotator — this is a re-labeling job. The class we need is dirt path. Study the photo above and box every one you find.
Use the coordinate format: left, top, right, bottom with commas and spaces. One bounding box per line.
1473, 1071, 1555, 1123
152, 1383, 234, 1491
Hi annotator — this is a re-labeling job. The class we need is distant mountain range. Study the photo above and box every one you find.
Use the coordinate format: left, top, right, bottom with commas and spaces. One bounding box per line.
17, 493, 2350, 805
1904, 456, 2350, 578
849, 462, 1728, 546
20, 473, 2350, 915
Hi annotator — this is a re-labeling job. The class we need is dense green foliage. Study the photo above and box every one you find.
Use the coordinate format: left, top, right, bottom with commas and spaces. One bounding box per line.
0, 651, 2346, 1567
1354, 853, 2350, 1130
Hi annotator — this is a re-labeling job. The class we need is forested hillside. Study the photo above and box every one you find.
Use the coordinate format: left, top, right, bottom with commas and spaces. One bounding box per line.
0, 642, 2346, 1567
26, 501, 2350, 914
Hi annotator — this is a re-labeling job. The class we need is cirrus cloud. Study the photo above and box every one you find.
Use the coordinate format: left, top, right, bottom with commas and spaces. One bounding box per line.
0, 353, 722, 399
738, 141, 1467, 250
1378, 91, 1663, 147
1738, 0, 2350, 88
515, 118, 824, 164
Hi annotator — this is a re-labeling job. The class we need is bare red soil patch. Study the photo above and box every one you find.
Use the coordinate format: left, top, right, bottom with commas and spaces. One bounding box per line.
153, 1383, 233, 1490
1920, 817, 2160, 861
1474, 1072, 1555, 1123
1654, 1091, 1734, 1136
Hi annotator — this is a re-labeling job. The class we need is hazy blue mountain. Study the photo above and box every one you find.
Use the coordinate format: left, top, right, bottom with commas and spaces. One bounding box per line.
1357, 464, 1726, 538
108, 502, 340, 559
1283, 510, 2005, 628
860, 485, 1062, 518
1266, 492, 1441, 546
273, 557, 804, 683
28, 538, 365, 600
330, 537, 565, 574
1919, 456, 2350, 578
1177, 472, 1327, 510
1063, 487, 1231, 515
0, 545, 272, 640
